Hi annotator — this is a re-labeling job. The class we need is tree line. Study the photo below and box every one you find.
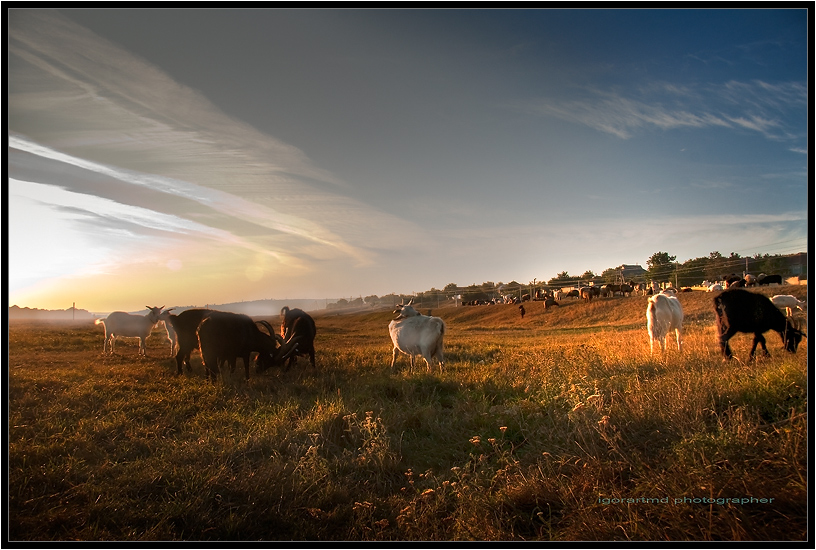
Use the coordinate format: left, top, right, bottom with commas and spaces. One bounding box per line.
327, 251, 805, 309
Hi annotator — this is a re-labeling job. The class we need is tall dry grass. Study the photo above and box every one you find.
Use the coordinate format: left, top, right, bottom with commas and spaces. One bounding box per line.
7, 286, 808, 540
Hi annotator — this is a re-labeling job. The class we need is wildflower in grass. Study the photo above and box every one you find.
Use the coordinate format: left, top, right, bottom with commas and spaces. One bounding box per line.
469, 436, 481, 446
499, 426, 508, 433
572, 402, 585, 412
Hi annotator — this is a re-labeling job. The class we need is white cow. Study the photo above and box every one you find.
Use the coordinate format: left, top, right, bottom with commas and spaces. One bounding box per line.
646, 294, 684, 354
389, 300, 445, 373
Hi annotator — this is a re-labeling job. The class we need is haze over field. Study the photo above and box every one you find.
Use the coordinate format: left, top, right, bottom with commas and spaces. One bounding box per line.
7, 8, 809, 313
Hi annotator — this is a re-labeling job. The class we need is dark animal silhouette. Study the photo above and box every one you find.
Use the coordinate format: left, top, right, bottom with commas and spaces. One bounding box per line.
713, 288, 805, 360
279, 306, 317, 368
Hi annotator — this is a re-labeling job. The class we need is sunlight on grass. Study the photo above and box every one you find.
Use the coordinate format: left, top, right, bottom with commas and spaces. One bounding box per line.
8, 286, 808, 541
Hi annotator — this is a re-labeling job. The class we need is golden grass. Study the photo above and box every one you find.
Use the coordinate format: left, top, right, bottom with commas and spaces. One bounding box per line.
8, 286, 808, 541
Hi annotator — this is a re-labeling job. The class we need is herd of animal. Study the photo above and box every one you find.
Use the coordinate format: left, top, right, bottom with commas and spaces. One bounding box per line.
93, 283, 806, 382
95, 306, 315, 382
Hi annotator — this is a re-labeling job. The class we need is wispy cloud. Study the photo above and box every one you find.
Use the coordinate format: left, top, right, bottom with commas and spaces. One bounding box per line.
524, 79, 806, 142
8, 9, 429, 302
8, 11, 427, 266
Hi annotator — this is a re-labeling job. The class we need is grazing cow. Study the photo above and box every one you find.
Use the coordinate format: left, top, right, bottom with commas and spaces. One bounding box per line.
565, 289, 580, 299
580, 287, 594, 303
713, 288, 805, 360
646, 294, 684, 354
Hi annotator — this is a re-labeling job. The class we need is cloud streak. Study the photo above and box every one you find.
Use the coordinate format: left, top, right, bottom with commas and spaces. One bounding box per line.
525, 80, 806, 141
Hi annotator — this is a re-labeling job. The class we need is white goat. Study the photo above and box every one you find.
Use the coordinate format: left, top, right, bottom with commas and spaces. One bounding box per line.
646, 294, 683, 354
771, 295, 806, 315
388, 300, 445, 373
661, 288, 677, 296
95, 306, 164, 355
158, 309, 178, 356
708, 283, 723, 292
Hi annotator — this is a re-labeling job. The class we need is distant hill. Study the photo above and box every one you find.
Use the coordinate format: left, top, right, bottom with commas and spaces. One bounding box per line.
8, 305, 98, 321
8, 298, 332, 321
165, 299, 328, 317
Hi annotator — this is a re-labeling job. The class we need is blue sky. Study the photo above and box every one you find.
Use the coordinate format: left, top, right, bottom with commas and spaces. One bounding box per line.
7, 8, 810, 312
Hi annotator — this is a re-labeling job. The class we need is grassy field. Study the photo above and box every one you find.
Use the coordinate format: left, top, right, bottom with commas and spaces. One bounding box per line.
7, 286, 809, 541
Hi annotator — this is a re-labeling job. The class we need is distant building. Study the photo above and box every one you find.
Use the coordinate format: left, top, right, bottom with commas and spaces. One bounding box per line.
615, 264, 648, 282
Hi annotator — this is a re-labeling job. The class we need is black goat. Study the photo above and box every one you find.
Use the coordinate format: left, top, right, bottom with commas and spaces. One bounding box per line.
279, 306, 317, 369
713, 288, 805, 360
197, 311, 300, 382
758, 274, 783, 286
166, 308, 214, 374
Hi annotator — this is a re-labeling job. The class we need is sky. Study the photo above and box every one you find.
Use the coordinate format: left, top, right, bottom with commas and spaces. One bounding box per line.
6, 8, 810, 313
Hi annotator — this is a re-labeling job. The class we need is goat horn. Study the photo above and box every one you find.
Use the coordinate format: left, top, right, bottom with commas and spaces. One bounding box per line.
279, 335, 302, 357
256, 320, 275, 336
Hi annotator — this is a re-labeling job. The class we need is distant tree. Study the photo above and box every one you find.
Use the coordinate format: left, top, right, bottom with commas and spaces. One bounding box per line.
600, 267, 619, 283
647, 252, 676, 283
704, 251, 727, 280
759, 255, 787, 276
364, 295, 379, 306
678, 256, 709, 287
444, 283, 459, 292
462, 284, 490, 303
581, 270, 596, 281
